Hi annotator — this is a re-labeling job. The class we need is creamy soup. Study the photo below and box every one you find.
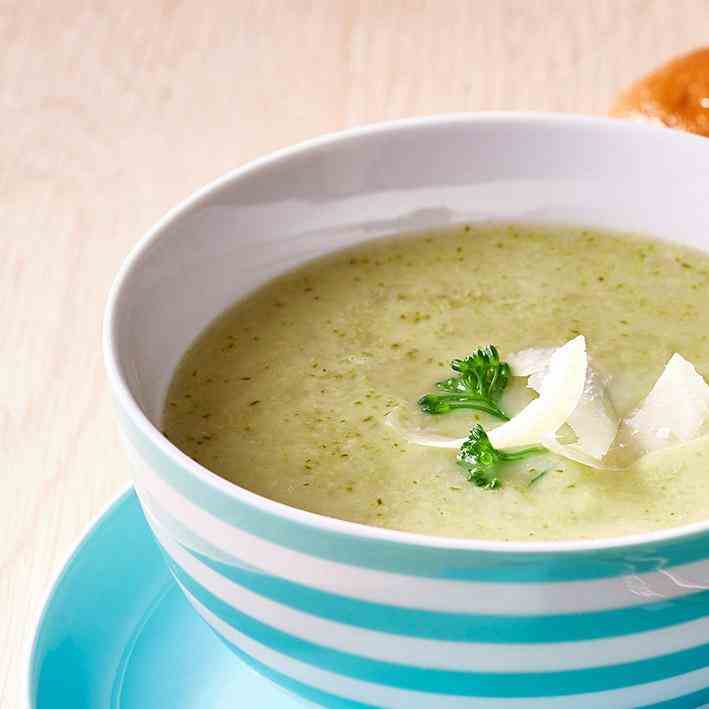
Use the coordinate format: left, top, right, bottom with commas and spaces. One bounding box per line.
162, 224, 709, 541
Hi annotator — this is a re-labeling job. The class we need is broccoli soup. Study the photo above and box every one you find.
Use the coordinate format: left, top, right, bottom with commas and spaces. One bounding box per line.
162, 224, 709, 541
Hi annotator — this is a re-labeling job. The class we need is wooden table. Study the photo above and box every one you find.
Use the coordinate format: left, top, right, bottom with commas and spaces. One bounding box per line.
3, 1, 709, 704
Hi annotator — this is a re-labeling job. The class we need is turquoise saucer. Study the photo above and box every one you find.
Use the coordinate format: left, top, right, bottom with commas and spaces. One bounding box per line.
28, 488, 302, 709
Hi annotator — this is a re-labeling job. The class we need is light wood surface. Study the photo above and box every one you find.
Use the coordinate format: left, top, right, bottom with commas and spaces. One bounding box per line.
3, 1, 709, 705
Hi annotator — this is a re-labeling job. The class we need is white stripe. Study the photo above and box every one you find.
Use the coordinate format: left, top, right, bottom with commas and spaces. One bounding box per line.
149, 509, 709, 673
129, 446, 709, 614
183, 586, 709, 709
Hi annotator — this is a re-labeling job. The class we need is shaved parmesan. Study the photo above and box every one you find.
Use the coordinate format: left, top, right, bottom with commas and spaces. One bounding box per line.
507, 347, 556, 377
510, 346, 619, 459
384, 408, 463, 449
624, 353, 709, 453
540, 435, 615, 470
567, 367, 619, 458
488, 336, 588, 449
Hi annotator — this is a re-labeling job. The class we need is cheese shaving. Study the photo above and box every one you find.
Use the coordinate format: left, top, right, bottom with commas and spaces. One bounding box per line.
540, 435, 616, 470
624, 353, 709, 454
512, 348, 619, 459
507, 347, 556, 377
488, 336, 588, 449
384, 408, 463, 449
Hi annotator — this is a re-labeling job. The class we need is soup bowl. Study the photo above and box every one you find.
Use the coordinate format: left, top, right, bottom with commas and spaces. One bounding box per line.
104, 114, 709, 708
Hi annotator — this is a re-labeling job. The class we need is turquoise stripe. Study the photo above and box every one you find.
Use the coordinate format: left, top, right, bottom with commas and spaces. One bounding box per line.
145, 494, 709, 644
225, 627, 709, 709
187, 539, 709, 643
213, 627, 376, 708
170, 560, 709, 698
124, 411, 709, 583
643, 686, 709, 708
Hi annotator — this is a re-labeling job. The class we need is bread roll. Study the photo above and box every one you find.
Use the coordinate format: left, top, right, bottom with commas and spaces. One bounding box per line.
610, 47, 709, 136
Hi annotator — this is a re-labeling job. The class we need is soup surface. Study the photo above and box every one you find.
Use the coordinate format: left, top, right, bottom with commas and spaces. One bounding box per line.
163, 224, 709, 541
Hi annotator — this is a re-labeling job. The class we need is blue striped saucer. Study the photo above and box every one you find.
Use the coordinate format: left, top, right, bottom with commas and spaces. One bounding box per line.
26, 489, 306, 709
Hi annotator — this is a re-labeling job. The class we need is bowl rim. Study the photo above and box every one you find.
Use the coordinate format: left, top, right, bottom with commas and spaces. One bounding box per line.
103, 111, 709, 555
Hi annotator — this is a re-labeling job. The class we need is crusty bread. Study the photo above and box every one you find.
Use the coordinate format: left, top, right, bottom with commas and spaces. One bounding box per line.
611, 47, 709, 136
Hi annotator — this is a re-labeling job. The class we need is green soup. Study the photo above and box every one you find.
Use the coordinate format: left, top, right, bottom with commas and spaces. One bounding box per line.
162, 224, 709, 541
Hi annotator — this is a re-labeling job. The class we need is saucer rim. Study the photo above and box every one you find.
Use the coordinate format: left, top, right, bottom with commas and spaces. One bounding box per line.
23, 484, 134, 709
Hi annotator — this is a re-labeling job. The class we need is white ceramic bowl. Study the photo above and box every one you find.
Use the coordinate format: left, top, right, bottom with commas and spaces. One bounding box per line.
104, 114, 709, 708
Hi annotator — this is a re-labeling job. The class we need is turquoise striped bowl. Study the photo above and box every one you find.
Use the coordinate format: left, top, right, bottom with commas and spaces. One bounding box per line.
104, 114, 709, 708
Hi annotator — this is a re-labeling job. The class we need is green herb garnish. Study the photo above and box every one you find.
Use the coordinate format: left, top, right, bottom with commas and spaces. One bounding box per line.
457, 424, 546, 489
418, 346, 511, 420
528, 468, 551, 487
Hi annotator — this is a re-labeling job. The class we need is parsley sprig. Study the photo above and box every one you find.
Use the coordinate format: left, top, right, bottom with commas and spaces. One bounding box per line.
418, 346, 511, 420
457, 424, 546, 489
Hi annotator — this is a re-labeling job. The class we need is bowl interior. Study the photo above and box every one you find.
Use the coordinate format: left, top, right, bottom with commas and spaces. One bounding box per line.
108, 114, 709, 429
